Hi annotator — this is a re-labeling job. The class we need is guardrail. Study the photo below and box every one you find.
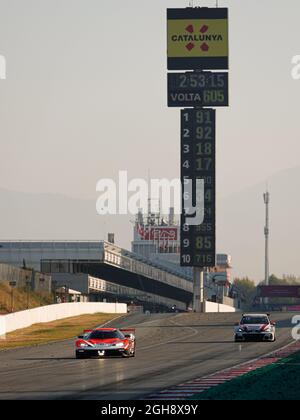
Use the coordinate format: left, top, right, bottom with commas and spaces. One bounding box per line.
0, 302, 127, 338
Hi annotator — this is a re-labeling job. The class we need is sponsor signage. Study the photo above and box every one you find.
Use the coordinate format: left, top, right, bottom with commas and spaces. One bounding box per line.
168, 71, 228, 107
167, 8, 228, 70
136, 225, 178, 241
259, 286, 300, 298
180, 108, 216, 267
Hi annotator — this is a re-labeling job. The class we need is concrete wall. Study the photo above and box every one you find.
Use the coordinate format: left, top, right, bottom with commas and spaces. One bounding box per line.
0, 302, 127, 336
0, 316, 5, 338
0, 263, 52, 293
204, 300, 239, 313
222, 296, 240, 309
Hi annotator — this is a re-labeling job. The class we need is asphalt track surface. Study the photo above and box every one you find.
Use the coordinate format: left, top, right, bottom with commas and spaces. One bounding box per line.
0, 311, 296, 400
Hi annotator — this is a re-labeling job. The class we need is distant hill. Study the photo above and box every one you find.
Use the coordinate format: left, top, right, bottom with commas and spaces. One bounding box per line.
0, 165, 299, 281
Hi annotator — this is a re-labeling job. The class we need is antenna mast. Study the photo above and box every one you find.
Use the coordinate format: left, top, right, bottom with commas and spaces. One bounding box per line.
263, 190, 270, 286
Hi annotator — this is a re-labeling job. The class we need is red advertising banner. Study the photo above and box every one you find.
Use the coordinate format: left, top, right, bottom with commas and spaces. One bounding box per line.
259, 286, 300, 298
136, 225, 178, 241
287, 306, 300, 311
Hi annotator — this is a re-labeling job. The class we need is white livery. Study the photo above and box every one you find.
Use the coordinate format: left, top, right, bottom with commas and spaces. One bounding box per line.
234, 313, 276, 342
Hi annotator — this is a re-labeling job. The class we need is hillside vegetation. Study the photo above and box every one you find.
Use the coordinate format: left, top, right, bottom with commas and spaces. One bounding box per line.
0, 282, 52, 314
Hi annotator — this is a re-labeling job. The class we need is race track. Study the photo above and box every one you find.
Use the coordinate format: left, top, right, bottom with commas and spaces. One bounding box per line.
0, 311, 296, 400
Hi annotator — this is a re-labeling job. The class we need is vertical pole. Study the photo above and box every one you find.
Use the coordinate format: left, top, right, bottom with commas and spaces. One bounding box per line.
264, 191, 270, 306
193, 267, 204, 312
11, 287, 14, 313
27, 281, 30, 309
200, 269, 204, 312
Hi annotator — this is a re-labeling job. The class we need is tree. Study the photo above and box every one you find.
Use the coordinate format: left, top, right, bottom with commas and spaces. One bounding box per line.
233, 277, 257, 308
282, 274, 300, 284
268, 274, 283, 285
259, 274, 300, 286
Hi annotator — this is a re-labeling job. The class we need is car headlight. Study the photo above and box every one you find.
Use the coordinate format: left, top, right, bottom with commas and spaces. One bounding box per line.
114, 342, 125, 348
79, 343, 88, 348
264, 327, 272, 332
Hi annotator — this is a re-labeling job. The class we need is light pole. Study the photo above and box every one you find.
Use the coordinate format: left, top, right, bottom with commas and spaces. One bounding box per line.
39, 277, 45, 306
64, 284, 69, 303
264, 190, 270, 306
9, 281, 17, 312
193, 267, 204, 312
26, 276, 31, 309
52, 280, 57, 304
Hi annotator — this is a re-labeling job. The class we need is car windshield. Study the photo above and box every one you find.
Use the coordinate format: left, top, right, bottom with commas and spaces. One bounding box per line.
241, 316, 269, 325
88, 330, 125, 340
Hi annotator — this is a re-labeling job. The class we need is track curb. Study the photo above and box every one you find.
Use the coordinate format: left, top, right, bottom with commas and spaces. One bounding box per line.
147, 339, 300, 400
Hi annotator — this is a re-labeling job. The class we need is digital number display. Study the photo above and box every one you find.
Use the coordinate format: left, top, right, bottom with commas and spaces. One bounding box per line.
180, 109, 216, 268
168, 72, 228, 107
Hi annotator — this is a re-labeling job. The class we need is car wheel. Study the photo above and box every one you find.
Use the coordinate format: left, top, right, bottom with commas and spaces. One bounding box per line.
122, 346, 135, 358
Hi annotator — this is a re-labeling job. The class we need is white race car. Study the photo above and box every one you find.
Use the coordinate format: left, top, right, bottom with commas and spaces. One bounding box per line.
234, 313, 276, 342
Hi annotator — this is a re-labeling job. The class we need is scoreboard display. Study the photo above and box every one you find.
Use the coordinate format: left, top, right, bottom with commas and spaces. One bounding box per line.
180, 109, 216, 267
168, 71, 228, 107
166, 7, 229, 272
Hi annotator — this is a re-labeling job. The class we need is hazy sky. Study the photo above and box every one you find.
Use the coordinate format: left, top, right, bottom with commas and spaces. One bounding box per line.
0, 0, 299, 198
0, 0, 299, 279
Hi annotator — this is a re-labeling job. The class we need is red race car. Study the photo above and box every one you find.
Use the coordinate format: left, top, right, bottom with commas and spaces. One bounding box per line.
75, 327, 136, 359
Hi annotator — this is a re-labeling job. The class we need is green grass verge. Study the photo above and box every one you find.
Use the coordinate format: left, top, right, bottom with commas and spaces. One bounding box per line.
0, 313, 119, 350
189, 350, 300, 400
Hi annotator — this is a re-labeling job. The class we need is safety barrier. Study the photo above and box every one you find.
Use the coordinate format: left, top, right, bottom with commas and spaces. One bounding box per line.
0, 302, 127, 338
0, 316, 5, 338
204, 300, 239, 313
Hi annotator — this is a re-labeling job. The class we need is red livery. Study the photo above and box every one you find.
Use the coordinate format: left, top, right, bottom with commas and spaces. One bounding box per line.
75, 327, 136, 359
